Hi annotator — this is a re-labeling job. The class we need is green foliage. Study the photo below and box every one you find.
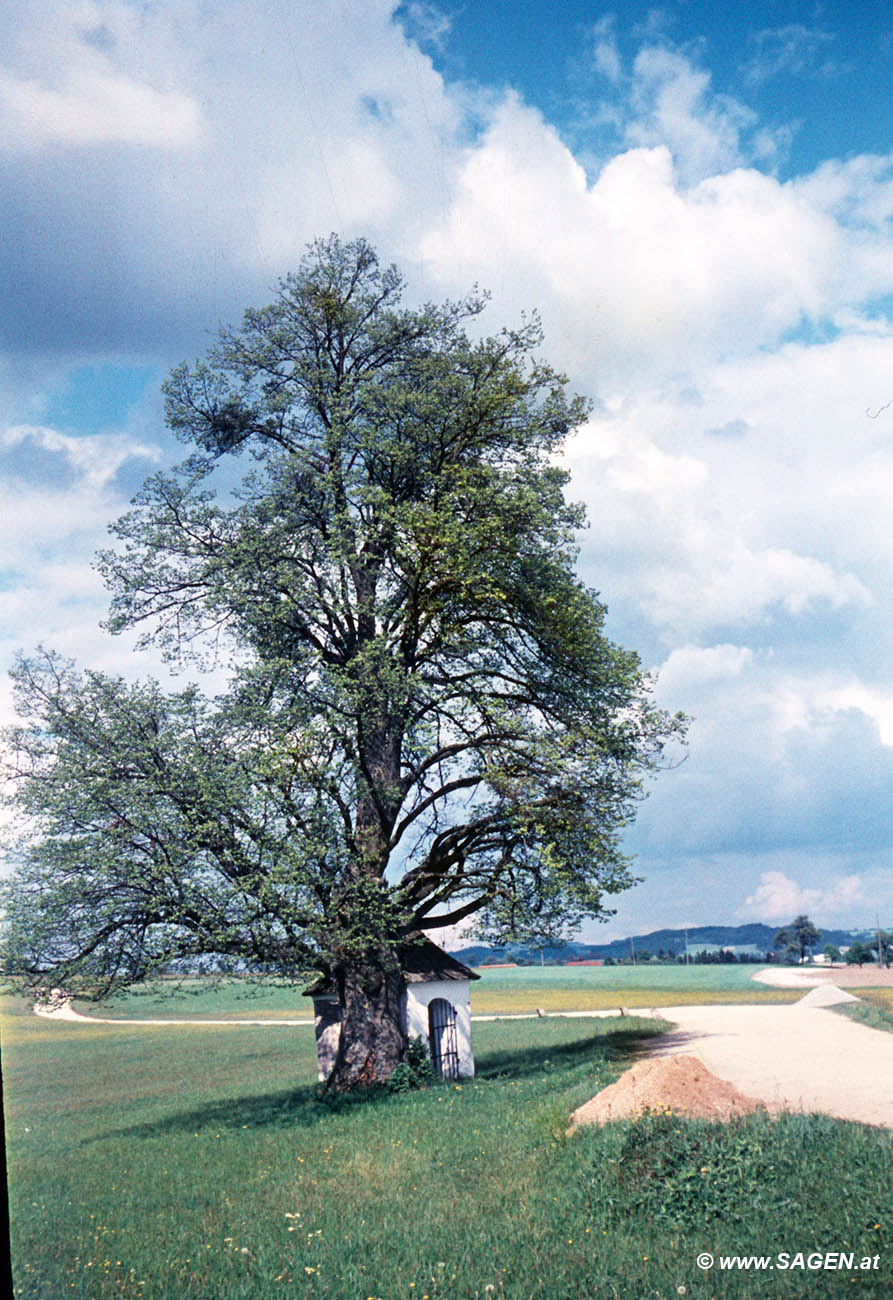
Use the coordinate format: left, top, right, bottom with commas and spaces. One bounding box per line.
386, 1035, 435, 1092
774, 914, 822, 963
691, 946, 739, 963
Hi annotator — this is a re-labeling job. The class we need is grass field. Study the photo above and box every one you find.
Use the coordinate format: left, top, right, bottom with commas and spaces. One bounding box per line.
466, 964, 802, 1013
66, 963, 803, 1021
3, 985, 891, 1300
69, 977, 318, 1021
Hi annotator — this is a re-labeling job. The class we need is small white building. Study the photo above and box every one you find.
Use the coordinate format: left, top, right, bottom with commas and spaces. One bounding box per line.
304, 938, 479, 1082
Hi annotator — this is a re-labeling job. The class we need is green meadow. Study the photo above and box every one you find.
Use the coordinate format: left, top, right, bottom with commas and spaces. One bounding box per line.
70, 977, 317, 1021
465, 963, 802, 1013
4, 976, 891, 1300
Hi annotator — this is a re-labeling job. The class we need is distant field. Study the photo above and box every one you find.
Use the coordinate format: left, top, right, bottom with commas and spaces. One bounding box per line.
468, 963, 801, 1012
69, 977, 317, 1021
3, 990, 889, 1300
62, 966, 805, 1021
57, 963, 804, 1021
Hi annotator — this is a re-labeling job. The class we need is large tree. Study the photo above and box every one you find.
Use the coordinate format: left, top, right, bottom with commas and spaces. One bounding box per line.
774, 915, 822, 963
2, 237, 684, 1089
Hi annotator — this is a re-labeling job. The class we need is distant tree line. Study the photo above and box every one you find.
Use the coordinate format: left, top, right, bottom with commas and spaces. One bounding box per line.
601, 948, 769, 966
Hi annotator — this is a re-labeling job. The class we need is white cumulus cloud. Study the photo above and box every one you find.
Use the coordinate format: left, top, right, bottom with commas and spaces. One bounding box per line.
0, 68, 201, 148
742, 870, 865, 924
2, 4, 893, 930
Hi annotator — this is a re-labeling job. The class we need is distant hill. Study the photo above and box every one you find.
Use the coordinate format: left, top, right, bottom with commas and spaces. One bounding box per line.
451, 922, 871, 966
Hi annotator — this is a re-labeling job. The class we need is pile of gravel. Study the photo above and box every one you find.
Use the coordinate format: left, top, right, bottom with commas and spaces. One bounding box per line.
569, 1054, 765, 1127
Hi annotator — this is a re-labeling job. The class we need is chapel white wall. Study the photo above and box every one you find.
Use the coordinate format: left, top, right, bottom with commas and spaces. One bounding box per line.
405, 979, 475, 1078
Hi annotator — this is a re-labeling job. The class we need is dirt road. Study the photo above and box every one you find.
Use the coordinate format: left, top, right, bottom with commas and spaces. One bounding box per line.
646, 1001, 893, 1127
753, 963, 893, 989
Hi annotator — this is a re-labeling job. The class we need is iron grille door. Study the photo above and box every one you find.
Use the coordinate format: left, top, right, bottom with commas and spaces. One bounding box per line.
428, 998, 459, 1079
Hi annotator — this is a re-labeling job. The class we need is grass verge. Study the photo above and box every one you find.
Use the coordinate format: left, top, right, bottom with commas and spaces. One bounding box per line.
834, 994, 893, 1034
4, 992, 890, 1300
854, 987, 893, 1012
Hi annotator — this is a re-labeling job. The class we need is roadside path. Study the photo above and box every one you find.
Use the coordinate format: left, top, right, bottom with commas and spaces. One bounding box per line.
33, 996, 625, 1027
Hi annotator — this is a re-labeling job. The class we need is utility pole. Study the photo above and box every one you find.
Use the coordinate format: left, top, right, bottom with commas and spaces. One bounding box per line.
877, 912, 885, 968
684, 927, 690, 966
630, 935, 637, 966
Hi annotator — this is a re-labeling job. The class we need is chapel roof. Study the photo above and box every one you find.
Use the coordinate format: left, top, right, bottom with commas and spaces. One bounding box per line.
303, 936, 480, 997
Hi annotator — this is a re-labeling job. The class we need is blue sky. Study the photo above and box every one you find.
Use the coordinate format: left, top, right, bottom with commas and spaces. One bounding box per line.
2, 0, 893, 942
401, 0, 893, 178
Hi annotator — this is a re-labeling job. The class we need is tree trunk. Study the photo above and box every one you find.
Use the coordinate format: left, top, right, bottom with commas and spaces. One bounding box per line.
326, 946, 407, 1091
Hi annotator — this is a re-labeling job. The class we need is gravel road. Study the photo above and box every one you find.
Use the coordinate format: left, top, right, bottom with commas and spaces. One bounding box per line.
645, 1000, 893, 1127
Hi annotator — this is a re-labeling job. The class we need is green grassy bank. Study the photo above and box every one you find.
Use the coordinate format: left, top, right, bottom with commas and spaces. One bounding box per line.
3, 990, 890, 1300
836, 989, 893, 1034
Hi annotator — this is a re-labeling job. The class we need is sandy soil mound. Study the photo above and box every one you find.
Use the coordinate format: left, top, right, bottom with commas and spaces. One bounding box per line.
570, 1054, 764, 1127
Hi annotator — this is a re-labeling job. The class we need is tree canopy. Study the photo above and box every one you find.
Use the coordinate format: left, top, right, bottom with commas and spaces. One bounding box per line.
774, 915, 822, 963
845, 940, 872, 968
2, 236, 684, 1087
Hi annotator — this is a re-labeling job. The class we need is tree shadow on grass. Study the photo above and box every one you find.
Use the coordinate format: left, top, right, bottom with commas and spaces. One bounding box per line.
89, 1067, 461, 1143
83, 1082, 325, 1143
87, 1020, 671, 1144
474, 1020, 668, 1081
